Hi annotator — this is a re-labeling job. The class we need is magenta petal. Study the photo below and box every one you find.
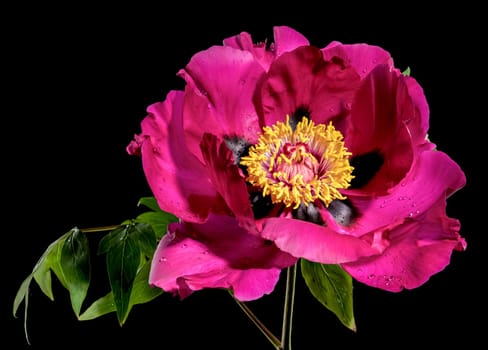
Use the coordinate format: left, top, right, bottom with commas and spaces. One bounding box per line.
136, 91, 226, 223
403, 74, 430, 138
178, 45, 264, 157
272, 25, 310, 58
344, 64, 429, 194
342, 198, 466, 291
222, 30, 273, 71
261, 217, 381, 264
260, 46, 360, 127
223, 26, 309, 71
199, 133, 257, 233
322, 41, 393, 78
150, 215, 297, 301
345, 150, 466, 237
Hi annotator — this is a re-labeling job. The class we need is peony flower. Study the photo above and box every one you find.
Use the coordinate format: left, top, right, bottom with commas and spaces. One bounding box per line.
128, 25, 466, 299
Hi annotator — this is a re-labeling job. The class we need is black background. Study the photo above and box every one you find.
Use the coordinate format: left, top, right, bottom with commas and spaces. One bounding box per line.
4, 4, 484, 349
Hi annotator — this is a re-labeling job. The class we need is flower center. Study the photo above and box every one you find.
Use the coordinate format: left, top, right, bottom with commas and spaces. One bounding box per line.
240, 116, 354, 209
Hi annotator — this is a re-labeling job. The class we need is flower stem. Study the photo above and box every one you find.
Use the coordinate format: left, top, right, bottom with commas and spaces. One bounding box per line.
80, 225, 123, 233
232, 263, 298, 349
233, 296, 281, 349
280, 264, 297, 350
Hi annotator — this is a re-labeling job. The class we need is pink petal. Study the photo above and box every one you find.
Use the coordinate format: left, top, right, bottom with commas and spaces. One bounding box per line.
260, 46, 360, 127
199, 133, 257, 233
342, 198, 466, 291
223, 25, 309, 71
344, 64, 430, 194
344, 150, 466, 237
403, 74, 430, 137
272, 25, 310, 58
222, 30, 273, 71
261, 217, 382, 264
136, 91, 227, 223
322, 41, 393, 78
177, 45, 264, 161
150, 215, 297, 301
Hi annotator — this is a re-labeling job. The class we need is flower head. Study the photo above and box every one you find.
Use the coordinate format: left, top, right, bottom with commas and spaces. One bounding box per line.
128, 26, 466, 298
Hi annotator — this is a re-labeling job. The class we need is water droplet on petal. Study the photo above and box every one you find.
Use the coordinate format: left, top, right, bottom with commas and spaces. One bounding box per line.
372, 58, 378, 64
368, 274, 376, 280
159, 257, 167, 263
182, 243, 188, 248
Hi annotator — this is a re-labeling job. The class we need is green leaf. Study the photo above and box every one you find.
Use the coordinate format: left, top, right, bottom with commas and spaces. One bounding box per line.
98, 225, 128, 255
135, 211, 176, 239
102, 227, 141, 325
32, 237, 67, 301
136, 197, 178, 239
13, 275, 33, 344
60, 229, 91, 317
301, 260, 356, 331
130, 222, 157, 258
78, 292, 116, 321
137, 196, 162, 212
402, 66, 411, 76
14, 231, 71, 316
130, 258, 163, 304
13, 230, 72, 344
32, 261, 54, 301
79, 260, 163, 321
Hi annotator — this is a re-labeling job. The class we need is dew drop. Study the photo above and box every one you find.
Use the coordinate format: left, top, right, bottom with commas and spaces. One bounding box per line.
384, 275, 395, 286
182, 243, 188, 248
159, 257, 167, 263
372, 58, 378, 64
368, 274, 375, 280
379, 200, 387, 208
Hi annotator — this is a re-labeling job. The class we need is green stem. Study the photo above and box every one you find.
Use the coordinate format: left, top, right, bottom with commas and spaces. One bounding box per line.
80, 225, 123, 233
280, 264, 297, 350
233, 296, 281, 350
232, 263, 298, 350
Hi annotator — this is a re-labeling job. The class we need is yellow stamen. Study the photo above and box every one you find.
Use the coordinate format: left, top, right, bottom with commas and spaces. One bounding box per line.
240, 116, 354, 209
